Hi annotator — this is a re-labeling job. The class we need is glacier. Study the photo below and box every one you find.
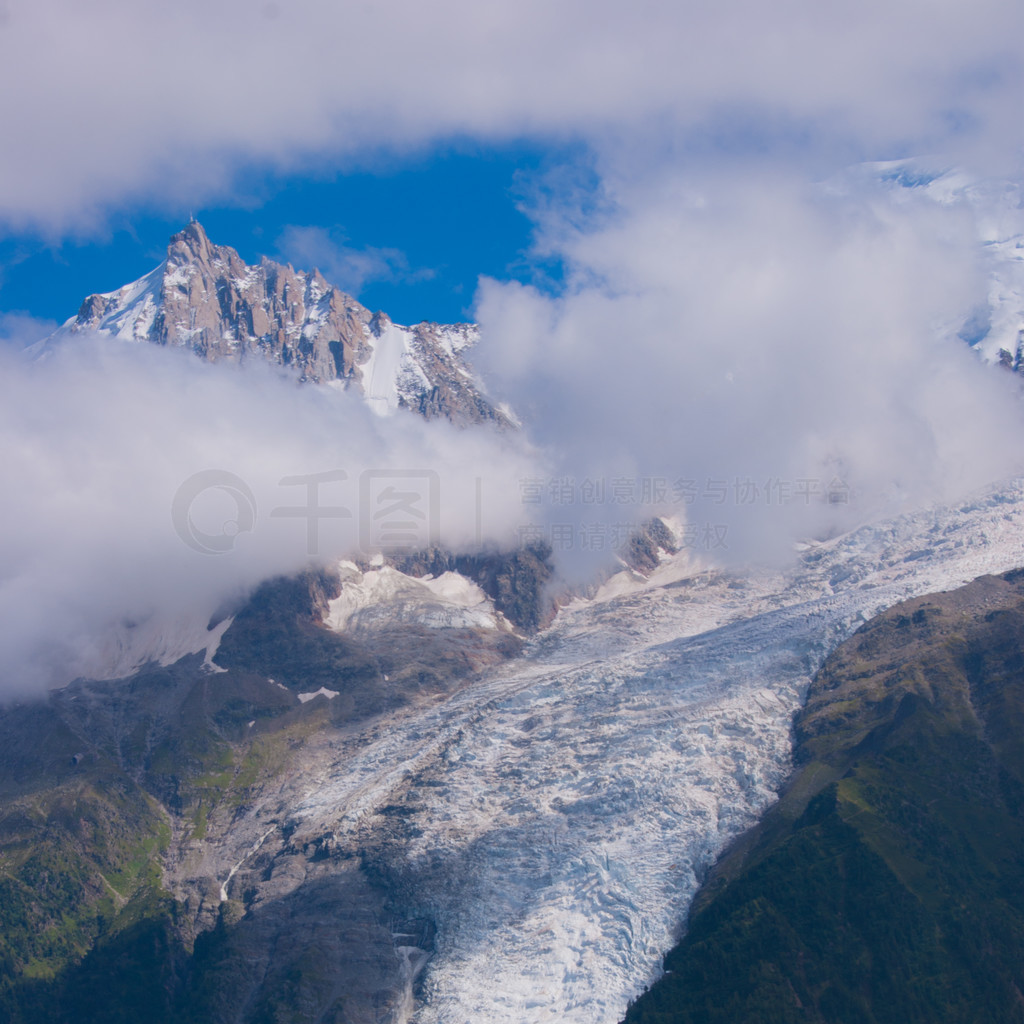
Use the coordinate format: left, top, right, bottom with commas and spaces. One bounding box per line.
165, 477, 1024, 1023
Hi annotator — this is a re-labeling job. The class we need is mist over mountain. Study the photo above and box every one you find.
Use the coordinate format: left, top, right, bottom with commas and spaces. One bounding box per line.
6, 184, 1024, 695
4, 2, 1024, 1019
476, 163, 1024, 568
0, 229, 546, 695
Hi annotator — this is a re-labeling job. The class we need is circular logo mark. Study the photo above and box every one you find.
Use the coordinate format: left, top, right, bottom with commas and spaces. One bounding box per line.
171, 470, 257, 554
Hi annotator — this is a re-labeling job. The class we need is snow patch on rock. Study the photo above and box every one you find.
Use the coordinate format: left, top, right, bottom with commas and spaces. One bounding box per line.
298, 687, 340, 703
326, 565, 502, 634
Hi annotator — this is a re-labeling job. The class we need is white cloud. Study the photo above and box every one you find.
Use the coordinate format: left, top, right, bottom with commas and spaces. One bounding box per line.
0, 0, 1022, 229
0, 336, 542, 694
3, 0, 1024, 684
275, 225, 429, 297
475, 166, 1024, 567
0, 311, 56, 348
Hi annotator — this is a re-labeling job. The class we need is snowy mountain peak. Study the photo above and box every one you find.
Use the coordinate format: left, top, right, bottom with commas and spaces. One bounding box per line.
174, 218, 216, 261
51, 223, 511, 426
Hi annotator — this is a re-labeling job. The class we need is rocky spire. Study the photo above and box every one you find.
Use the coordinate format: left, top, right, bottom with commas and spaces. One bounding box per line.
52, 223, 512, 427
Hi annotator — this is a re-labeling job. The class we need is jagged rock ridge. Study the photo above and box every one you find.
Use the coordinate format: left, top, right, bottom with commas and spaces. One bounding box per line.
54, 221, 512, 427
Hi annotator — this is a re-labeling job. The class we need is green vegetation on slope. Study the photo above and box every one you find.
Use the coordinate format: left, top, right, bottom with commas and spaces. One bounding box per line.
0, 648, 313, 1022
0, 560, 523, 1022
623, 570, 1024, 1024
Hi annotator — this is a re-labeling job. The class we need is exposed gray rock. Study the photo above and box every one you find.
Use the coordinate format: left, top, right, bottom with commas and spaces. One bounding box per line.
55, 221, 513, 427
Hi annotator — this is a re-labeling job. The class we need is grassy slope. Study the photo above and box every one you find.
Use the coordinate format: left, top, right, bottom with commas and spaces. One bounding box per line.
0, 652, 310, 1022
623, 569, 1024, 1024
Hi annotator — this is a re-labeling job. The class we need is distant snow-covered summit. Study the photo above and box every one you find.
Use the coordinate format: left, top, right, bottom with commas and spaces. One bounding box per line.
847, 161, 1024, 370
45, 221, 512, 426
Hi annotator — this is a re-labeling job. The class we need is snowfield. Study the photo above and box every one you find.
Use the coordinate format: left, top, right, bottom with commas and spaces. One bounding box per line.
177, 478, 1024, 1023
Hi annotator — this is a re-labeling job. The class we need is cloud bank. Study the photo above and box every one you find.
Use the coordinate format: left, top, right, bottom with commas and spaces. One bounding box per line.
475, 166, 1024, 566
3, 0, 1024, 692
0, 337, 540, 694
1, 0, 1022, 230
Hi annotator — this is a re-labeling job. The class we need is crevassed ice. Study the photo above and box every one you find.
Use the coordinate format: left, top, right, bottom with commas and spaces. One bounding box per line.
262, 479, 1024, 1023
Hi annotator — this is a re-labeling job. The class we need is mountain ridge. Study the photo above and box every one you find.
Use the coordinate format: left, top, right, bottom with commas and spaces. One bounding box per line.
45, 221, 512, 427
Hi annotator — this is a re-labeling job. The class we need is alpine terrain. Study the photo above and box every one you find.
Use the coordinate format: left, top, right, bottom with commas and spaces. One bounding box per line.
41, 220, 512, 427
3, 220, 1024, 1023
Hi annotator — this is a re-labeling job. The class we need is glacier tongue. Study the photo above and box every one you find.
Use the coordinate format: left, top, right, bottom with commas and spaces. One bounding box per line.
388, 610, 810, 1023
195, 479, 1024, 1023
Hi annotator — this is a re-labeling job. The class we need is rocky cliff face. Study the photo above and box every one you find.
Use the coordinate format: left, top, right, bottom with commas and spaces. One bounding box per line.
55, 221, 511, 427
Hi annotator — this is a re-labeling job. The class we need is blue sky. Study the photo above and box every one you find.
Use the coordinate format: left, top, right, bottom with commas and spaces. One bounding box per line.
0, 0, 1021, 344
0, 142, 574, 333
